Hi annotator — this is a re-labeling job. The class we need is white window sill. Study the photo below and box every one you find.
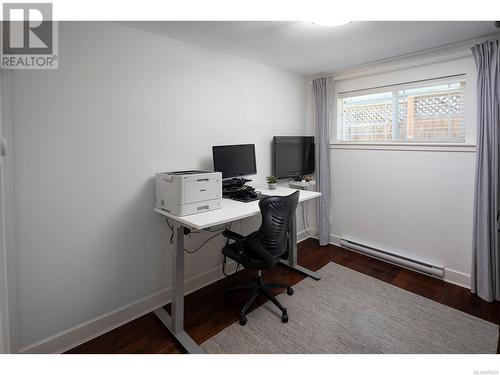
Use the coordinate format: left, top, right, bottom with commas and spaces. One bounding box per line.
330, 142, 476, 152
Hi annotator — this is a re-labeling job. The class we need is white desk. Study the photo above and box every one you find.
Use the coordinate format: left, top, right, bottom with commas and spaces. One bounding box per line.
153, 186, 321, 353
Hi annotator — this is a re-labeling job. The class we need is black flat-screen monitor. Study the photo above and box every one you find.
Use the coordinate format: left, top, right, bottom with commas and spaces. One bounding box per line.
212, 144, 257, 179
273, 136, 315, 179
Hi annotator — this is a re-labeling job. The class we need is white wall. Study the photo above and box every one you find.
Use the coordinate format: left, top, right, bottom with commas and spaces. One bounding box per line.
327, 54, 477, 288
9, 22, 309, 351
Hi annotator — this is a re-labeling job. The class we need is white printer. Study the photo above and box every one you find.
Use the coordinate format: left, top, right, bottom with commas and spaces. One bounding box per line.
154, 170, 222, 216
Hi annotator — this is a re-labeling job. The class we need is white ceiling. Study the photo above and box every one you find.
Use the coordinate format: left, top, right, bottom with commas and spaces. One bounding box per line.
122, 21, 498, 75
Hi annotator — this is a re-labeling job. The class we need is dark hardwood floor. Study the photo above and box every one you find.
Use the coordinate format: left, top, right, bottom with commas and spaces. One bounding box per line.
67, 238, 500, 354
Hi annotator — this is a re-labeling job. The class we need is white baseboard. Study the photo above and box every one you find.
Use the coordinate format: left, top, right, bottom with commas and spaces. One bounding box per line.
329, 233, 471, 290
444, 268, 471, 289
18, 261, 234, 354
19, 233, 315, 354
19, 288, 171, 354
329, 233, 341, 246
297, 228, 317, 242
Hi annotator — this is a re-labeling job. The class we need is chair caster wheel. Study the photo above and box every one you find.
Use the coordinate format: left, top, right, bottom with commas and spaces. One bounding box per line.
239, 314, 247, 326
281, 309, 288, 323
286, 287, 294, 296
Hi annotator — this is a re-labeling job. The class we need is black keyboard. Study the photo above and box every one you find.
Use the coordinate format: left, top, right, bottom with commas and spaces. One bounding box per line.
229, 193, 268, 203
222, 185, 267, 202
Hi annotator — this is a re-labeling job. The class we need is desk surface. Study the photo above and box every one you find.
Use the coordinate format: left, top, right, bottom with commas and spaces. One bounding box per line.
154, 186, 321, 230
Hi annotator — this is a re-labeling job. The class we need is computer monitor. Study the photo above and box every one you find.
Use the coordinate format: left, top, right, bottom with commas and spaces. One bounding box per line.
273, 136, 315, 179
212, 144, 257, 179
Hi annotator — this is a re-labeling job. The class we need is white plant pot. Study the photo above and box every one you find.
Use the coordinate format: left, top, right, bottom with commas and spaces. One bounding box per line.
268, 183, 277, 190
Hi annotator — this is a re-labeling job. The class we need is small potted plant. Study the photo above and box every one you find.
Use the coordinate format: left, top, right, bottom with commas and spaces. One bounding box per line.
266, 175, 278, 190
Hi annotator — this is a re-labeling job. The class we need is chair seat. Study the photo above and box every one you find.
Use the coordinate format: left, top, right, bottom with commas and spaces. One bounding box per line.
222, 243, 268, 270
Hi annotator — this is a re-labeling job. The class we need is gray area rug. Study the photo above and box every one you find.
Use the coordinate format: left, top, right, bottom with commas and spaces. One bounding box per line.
202, 262, 498, 353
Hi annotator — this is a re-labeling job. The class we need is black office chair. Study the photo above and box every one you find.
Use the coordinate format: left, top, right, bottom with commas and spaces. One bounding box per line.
222, 191, 299, 325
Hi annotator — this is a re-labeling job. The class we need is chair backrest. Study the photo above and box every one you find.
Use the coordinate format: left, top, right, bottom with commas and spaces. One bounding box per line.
254, 191, 299, 257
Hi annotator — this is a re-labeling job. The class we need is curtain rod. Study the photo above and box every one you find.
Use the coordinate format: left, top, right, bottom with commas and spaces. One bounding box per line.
308, 31, 500, 84
336, 73, 465, 96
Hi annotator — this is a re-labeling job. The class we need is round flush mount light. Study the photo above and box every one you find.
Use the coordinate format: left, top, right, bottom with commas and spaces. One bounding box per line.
311, 20, 352, 27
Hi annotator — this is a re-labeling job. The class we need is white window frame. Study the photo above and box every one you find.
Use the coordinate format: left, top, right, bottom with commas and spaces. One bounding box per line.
330, 66, 477, 152
334, 74, 467, 146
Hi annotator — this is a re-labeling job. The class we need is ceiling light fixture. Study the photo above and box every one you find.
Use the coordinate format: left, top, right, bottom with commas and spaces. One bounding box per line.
312, 20, 351, 27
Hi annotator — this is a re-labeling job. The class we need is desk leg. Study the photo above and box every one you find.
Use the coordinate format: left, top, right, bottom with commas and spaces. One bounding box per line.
154, 223, 204, 354
279, 213, 321, 281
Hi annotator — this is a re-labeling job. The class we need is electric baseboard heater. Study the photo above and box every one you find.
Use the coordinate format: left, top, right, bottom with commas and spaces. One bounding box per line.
339, 238, 444, 278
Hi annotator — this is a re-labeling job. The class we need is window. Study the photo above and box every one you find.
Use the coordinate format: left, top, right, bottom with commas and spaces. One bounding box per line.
336, 77, 466, 143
